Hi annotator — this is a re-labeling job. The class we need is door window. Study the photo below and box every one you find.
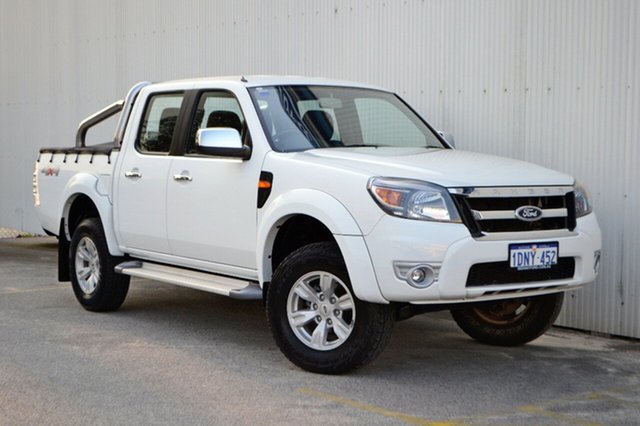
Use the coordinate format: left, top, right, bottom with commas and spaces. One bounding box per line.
137, 93, 185, 154
187, 91, 246, 153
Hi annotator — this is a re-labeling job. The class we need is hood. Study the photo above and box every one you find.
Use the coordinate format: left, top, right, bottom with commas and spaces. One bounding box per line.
294, 148, 574, 187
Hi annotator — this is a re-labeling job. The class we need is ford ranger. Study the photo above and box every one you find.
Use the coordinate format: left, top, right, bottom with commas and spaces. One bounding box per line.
33, 76, 602, 374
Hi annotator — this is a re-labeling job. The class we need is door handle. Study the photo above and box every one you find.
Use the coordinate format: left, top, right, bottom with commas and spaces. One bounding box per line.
173, 174, 193, 182
124, 170, 142, 179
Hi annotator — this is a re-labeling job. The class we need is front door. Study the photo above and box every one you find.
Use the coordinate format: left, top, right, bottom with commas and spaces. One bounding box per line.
166, 90, 259, 272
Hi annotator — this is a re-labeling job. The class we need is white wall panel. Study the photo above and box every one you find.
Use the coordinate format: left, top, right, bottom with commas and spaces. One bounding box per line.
0, 0, 638, 337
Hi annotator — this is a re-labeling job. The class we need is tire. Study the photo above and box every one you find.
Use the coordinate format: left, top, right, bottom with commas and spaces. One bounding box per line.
266, 242, 394, 374
450, 292, 564, 346
69, 217, 130, 312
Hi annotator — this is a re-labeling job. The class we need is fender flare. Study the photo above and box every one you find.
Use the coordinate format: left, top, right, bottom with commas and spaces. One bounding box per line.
257, 189, 387, 304
59, 172, 124, 256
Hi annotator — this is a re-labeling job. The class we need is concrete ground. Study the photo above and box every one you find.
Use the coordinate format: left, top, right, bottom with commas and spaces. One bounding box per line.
1, 237, 639, 426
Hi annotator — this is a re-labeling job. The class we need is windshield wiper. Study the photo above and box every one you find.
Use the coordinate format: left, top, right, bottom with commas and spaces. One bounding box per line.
339, 144, 446, 149
337, 144, 388, 148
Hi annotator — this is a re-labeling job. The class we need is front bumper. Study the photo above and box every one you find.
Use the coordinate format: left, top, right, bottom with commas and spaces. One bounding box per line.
364, 213, 602, 304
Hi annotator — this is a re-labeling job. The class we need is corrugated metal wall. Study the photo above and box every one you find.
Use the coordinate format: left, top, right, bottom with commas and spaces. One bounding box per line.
1, 0, 638, 337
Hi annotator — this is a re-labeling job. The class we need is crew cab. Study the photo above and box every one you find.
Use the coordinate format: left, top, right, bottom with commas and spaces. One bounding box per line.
33, 76, 602, 374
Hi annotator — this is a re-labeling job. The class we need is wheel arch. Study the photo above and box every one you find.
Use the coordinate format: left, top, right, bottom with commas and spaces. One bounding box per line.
59, 173, 123, 257
257, 189, 387, 303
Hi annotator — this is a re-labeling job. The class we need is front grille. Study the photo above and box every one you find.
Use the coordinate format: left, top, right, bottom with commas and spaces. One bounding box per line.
466, 257, 575, 287
452, 188, 576, 235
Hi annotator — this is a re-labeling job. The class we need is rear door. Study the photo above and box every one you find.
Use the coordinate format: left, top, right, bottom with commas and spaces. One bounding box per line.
115, 91, 185, 254
166, 89, 260, 274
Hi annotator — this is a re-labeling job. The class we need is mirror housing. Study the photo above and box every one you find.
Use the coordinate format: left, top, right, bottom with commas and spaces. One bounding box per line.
437, 131, 456, 148
196, 128, 251, 159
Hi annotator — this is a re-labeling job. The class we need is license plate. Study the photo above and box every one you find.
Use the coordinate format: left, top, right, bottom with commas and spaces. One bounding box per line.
509, 242, 558, 270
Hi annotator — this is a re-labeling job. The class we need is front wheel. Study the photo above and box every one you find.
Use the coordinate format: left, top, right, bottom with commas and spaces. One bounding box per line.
450, 293, 564, 346
69, 218, 130, 312
266, 242, 394, 374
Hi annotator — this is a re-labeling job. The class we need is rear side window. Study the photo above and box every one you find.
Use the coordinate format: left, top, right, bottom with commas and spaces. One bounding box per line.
137, 93, 185, 153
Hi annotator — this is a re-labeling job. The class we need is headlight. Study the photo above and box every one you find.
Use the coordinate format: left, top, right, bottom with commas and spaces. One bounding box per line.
574, 181, 592, 218
367, 178, 461, 222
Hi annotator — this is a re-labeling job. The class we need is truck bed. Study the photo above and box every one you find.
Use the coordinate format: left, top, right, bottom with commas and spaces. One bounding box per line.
35, 143, 118, 236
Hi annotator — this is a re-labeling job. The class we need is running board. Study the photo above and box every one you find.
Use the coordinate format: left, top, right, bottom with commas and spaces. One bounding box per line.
115, 261, 262, 300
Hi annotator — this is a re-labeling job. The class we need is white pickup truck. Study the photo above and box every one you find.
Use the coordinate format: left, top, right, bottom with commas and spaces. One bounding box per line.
34, 76, 602, 374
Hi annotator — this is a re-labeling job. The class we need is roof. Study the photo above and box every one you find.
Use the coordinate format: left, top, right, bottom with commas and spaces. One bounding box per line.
152, 75, 390, 92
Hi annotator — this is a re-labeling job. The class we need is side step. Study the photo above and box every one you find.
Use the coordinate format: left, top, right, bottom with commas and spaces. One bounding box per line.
115, 261, 262, 300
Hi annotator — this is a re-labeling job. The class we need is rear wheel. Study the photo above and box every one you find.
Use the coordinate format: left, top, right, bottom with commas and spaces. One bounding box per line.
266, 242, 394, 374
450, 293, 564, 346
69, 218, 130, 312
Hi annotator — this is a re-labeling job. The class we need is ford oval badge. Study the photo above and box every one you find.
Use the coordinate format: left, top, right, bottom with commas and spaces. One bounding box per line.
515, 206, 543, 222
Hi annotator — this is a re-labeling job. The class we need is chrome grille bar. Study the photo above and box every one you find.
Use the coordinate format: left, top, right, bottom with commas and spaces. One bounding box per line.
472, 208, 568, 220
449, 186, 573, 198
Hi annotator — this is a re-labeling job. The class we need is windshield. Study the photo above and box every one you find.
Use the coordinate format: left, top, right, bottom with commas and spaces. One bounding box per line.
248, 85, 446, 152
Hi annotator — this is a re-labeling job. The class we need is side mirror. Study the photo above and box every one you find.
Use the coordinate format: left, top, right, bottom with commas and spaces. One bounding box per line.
196, 128, 251, 159
437, 131, 456, 148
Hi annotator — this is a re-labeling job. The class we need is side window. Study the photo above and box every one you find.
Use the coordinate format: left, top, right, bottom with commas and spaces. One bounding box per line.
355, 98, 425, 147
137, 93, 185, 154
188, 91, 245, 153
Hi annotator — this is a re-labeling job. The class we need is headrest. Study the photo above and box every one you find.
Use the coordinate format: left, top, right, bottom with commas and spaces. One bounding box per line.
160, 107, 179, 122
302, 110, 334, 142
207, 110, 242, 133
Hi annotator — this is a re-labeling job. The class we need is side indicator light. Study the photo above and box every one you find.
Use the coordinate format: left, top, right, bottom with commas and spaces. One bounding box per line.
257, 171, 274, 208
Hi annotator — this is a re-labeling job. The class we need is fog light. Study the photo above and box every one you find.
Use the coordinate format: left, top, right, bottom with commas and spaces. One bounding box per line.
594, 250, 601, 274
407, 265, 435, 288
411, 268, 426, 283
393, 262, 440, 289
